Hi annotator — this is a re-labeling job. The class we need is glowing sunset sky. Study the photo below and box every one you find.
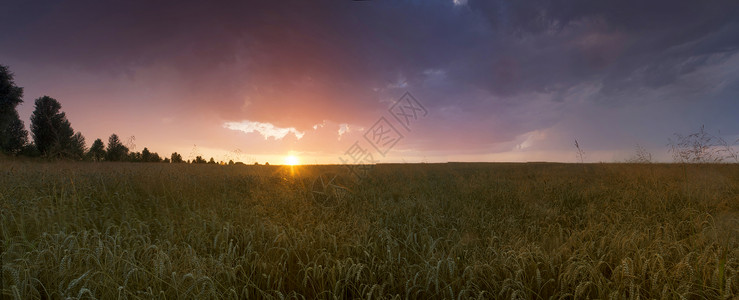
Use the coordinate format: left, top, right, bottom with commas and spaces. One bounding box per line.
2, 0, 738, 163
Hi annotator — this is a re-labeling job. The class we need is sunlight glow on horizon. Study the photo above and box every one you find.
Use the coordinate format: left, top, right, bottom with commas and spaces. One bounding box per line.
284, 155, 300, 166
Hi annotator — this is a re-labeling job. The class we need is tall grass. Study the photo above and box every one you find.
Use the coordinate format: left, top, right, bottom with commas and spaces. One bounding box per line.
1, 161, 737, 299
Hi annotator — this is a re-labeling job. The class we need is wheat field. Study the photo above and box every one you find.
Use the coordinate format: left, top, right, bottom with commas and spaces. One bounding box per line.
1, 161, 738, 299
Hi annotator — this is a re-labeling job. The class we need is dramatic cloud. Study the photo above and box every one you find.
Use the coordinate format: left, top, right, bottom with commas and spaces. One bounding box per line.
338, 124, 350, 140
224, 121, 305, 140
1, 0, 737, 162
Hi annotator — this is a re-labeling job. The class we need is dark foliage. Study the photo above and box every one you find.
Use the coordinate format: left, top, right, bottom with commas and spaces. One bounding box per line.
105, 134, 129, 161
30, 96, 85, 159
171, 152, 183, 163
0, 65, 29, 153
88, 138, 105, 161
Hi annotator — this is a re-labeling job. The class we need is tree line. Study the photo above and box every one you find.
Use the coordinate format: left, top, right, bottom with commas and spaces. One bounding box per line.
0, 64, 233, 164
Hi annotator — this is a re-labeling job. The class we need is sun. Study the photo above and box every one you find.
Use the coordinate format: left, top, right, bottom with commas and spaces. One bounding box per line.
284, 155, 300, 166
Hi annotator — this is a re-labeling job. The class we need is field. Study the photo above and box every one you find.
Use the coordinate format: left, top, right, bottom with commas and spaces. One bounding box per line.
1, 161, 738, 299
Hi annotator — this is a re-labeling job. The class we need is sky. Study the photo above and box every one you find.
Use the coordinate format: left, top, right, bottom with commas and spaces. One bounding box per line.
1, 0, 738, 164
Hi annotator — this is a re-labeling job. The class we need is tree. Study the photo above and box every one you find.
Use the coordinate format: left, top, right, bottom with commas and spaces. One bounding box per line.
151, 152, 161, 162
141, 147, 152, 162
208, 157, 216, 164
88, 138, 105, 161
105, 134, 129, 161
70, 132, 86, 158
30, 96, 84, 158
0, 65, 29, 153
171, 152, 183, 163
128, 151, 142, 162
193, 156, 206, 164
19, 143, 40, 157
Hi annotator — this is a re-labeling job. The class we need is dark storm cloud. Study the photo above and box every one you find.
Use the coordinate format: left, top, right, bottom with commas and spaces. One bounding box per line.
4, 0, 737, 99
1, 0, 738, 159
1, 1, 469, 83
1, 0, 484, 127
466, 0, 739, 94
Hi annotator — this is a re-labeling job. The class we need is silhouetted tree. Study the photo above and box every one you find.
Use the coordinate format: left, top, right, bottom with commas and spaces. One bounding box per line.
171, 152, 183, 163
194, 156, 206, 164
88, 138, 105, 161
105, 134, 129, 161
30, 96, 67, 154
163, 157, 170, 163
228, 160, 234, 165
70, 132, 86, 158
30, 96, 85, 158
151, 152, 161, 162
128, 151, 142, 162
19, 143, 40, 157
142, 147, 152, 162
208, 157, 216, 164
0, 65, 28, 154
